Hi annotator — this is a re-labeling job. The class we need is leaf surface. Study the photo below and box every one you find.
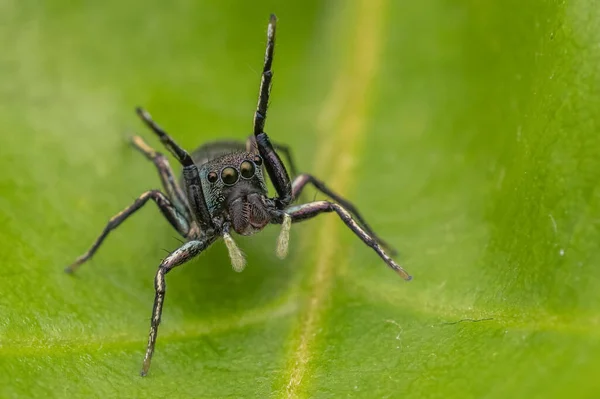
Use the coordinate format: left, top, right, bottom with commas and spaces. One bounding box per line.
1, 0, 599, 398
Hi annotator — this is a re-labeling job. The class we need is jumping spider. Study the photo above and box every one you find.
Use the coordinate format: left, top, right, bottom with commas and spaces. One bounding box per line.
66, 14, 412, 376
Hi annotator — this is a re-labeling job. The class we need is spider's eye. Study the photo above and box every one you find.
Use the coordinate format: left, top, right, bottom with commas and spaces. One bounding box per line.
221, 167, 239, 185
240, 160, 255, 179
253, 155, 263, 166
207, 171, 218, 183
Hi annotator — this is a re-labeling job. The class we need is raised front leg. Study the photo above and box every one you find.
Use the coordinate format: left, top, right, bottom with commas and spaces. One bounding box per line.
286, 201, 412, 281
65, 190, 190, 274
245, 136, 298, 178
141, 238, 214, 376
252, 14, 292, 209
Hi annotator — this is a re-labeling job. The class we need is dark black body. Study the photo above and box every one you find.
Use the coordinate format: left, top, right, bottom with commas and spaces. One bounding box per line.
66, 14, 411, 377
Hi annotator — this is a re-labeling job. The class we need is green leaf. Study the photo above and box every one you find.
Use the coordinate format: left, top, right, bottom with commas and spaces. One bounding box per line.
1, 0, 599, 398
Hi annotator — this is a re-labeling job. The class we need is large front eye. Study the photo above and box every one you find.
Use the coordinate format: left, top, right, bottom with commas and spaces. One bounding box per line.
240, 160, 255, 179
221, 167, 239, 185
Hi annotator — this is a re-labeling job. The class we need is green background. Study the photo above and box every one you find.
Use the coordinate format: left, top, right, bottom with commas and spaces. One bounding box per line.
1, 0, 599, 397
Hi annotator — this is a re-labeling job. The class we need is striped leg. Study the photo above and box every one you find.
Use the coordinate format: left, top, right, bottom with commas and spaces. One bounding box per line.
65, 190, 190, 274
291, 174, 398, 256
131, 135, 191, 219
141, 239, 212, 376
286, 201, 411, 280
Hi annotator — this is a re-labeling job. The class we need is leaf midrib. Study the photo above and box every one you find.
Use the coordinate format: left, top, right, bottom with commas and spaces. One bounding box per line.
280, 1, 390, 397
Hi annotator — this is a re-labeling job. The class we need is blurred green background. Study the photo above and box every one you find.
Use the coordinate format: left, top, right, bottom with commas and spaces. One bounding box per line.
1, 0, 599, 397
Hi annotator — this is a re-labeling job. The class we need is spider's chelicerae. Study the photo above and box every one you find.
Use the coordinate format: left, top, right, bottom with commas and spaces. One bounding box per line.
66, 14, 412, 376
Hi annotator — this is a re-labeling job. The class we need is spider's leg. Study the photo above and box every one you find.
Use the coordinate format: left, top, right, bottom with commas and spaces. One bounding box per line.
131, 135, 191, 219
141, 238, 214, 376
135, 107, 213, 230
65, 190, 190, 274
272, 142, 298, 178
291, 174, 398, 256
245, 136, 298, 178
285, 201, 412, 280
252, 14, 293, 208
135, 107, 194, 166
253, 14, 276, 137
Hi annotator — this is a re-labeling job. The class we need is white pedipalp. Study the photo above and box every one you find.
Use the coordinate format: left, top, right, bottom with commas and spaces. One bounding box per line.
223, 232, 246, 272
276, 213, 292, 259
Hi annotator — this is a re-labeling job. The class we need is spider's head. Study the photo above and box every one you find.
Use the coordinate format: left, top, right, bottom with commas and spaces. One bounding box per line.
201, 152, 272, 236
